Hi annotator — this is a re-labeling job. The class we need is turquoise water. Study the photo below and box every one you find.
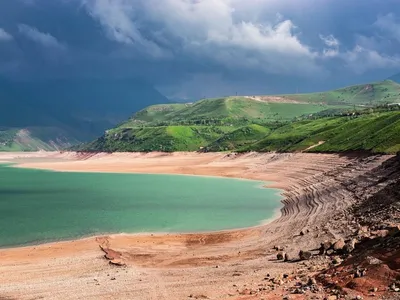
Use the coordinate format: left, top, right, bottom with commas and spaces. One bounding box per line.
0, 164, 282, 248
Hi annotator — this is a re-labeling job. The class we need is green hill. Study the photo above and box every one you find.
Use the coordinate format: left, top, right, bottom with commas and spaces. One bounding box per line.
122, 97, 351, 127
81, 126, 236, 152
205, 124, 270, 152
276, 80, 400, 105
247, 111, 400, 154
78, 107, 400, 154
74, 80, 400, 154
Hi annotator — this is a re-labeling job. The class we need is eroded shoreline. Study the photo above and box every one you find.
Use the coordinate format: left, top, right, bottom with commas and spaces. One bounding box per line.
0, 151, 393, 300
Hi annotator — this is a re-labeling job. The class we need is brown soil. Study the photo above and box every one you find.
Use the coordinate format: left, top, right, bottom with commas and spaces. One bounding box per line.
0, 151, 398, 299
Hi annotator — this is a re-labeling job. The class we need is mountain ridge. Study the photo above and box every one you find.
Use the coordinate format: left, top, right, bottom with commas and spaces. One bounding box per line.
75, 80, 400, 154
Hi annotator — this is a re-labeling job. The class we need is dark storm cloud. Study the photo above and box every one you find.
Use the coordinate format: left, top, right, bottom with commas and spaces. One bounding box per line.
0, 0, 399, 99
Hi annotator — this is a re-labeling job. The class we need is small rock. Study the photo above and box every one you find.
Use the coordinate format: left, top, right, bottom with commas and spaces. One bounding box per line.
332, 256, 343, 265
366, 256, 383, 265
284, 253, 292, 262
277, 252, 286, 260
326, 249, 334, 256
333, 239, 345, 251
319, 241, 332, 255
300, 230, 305, 236
307, 277, 317, 285
327, 295, 337, 300
354, 268, 367, 278
299, 250, 312, 260
343, 239, 357, 253
110, 277, 116, 280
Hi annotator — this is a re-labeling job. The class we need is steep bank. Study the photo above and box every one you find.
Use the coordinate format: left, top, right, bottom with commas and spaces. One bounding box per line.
0, 152, 397, 299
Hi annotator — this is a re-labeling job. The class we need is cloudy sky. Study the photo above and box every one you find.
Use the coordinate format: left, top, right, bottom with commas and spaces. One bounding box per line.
0, 0, 399, 100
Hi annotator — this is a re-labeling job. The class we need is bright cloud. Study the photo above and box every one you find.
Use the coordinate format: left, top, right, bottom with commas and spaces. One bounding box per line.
320, 34, 340, 57
83, 0, 400, 78
83, 0, 324, 76
342, 45, 400, 74
18, 24, 65, 49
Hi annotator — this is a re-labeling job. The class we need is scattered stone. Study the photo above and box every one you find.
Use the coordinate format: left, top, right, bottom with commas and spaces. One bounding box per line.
366, 256, 382, 265
299, 250, 312, 260
277, 252, 285, 260
332, 256, 343, 265
109, 260, 126, 267
333, 239, 345, 251
319, 241, 332, 255
391, 283, 400, 292
354, 268, 367, 278
326, 249, 334, 256
307, 277, 317, 285
284, 253, 292, 262
343, 239, 357, 253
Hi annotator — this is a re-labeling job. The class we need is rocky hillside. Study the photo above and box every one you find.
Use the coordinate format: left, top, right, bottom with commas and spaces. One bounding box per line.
0, 128, 79, 151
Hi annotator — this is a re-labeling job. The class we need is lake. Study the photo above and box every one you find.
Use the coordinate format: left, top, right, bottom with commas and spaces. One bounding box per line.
0, 164, 282, 248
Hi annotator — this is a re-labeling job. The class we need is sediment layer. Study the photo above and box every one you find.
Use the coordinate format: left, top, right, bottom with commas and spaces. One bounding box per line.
0, 151, 394, 299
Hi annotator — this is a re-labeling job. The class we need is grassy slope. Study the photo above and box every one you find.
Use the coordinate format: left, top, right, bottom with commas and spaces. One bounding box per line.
124, 97, 346, 126
279, 80, 400, 105
248, 111, 400, 154
206, 124, 270, 151
79, 81, 400, 154
82, 126, 236, 152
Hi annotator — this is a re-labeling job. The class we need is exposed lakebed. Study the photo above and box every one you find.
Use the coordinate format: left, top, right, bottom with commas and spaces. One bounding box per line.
0, 164, 282, 248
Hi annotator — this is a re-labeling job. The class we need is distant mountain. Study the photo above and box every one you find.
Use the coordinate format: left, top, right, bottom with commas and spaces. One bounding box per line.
278, 80, 400, 105
388, 73, 400, 83
0, 78, 168, 150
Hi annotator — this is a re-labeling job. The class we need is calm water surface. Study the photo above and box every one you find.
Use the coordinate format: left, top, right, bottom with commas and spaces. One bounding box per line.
0, 164, 282, 248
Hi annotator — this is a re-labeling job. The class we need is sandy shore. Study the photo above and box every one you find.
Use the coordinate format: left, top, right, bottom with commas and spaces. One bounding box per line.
0, 151, 393, 299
